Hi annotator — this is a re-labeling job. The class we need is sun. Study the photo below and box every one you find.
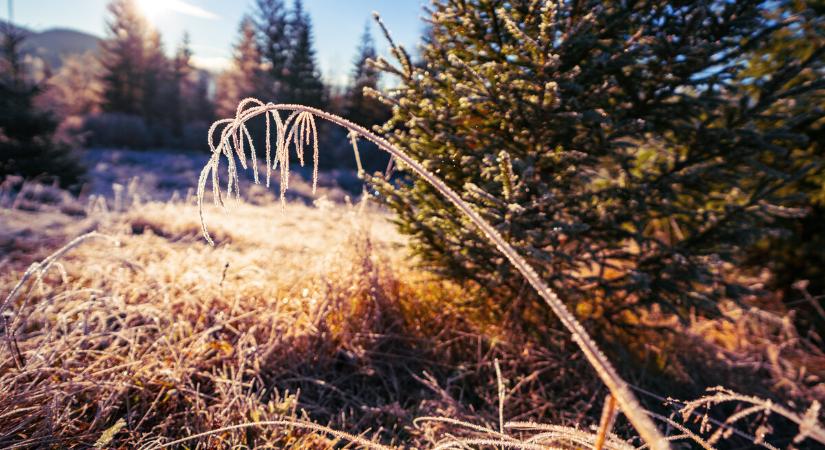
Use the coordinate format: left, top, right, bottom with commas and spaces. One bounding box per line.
135, 0, 167, 20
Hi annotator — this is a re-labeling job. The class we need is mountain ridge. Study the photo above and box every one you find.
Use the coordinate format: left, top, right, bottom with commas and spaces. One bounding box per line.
2, 20, 101, 70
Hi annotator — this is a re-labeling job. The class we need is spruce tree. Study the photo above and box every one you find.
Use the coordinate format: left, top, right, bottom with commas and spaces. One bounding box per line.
169, 32, 193, 136
141, 29, 168, 127
187, 70, 214, 124
215, 17, 266, 118
1, 27, 84, 188
345, 23, 388, 129
340, 23, 390, 173
99, 0, 146, 115
371, 0, 824, 326
283, 0, 325, 108
254, 0, 290, 101
169, 33, 213, 127
739, 1, 825, 332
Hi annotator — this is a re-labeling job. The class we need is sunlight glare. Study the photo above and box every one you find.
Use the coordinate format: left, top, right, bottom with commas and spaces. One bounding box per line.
136, 0, 167, 20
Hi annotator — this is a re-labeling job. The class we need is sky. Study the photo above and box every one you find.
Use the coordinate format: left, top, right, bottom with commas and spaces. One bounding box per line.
7, 0, 426, 86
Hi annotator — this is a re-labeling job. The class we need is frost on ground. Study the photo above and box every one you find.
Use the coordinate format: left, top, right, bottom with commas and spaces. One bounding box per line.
0, 164, 602, 448
1, 151, 824, 448
81, 148, 360, 203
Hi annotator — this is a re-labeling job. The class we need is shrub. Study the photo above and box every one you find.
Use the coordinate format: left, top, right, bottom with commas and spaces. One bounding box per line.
81, 112, 151, 149
736, 1, 825, 333
181, 120, 211, 151
369, 0, 825, 325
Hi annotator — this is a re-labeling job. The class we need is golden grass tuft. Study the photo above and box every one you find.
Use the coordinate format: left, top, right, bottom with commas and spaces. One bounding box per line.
2, 188, 824, 448
0, 197, 602, 448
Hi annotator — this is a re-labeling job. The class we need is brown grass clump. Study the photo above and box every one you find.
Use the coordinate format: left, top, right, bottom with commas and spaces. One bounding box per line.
2, 190, 824, 448
0, 196, 605, 448
197, 99, 669, 447
2, 97, 825, 448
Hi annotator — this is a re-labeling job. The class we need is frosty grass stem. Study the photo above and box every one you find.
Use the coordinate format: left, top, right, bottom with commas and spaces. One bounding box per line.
197, 99, 670, 450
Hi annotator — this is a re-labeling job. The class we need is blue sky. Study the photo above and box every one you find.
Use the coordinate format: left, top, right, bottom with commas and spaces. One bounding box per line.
8, 0, 426, 86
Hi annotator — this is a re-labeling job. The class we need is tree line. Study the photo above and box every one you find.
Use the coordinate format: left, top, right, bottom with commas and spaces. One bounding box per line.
0, 0, 390, 187
97, 0, 387, 148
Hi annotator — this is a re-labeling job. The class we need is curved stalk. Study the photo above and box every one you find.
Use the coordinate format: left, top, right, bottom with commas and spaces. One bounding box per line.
197, 100, 670, 450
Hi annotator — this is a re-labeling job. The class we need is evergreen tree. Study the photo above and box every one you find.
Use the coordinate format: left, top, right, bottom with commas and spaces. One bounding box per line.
187, 69, 214, 124
340, 22, 390, 173
1, 27, 84, 188
215, 16, 265, 117
739, 1, 825, 333
37, 52, 103, 119
345, 23, 388, 128
371, 1, 824, 327
169, 32, 193, 136
254, 0, 289, 101
99, 0, 146, 115
141, 29, 168, 126
167, 33, 213, 132
283, 0, 325, 108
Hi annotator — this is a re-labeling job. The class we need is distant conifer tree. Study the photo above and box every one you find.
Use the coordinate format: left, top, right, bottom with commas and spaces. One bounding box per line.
215, 17, 266, 118
99, 0, 146, 115
141, 29, 168, 128
168, 32, 193, 135
1, 26, 84, 188
254, 0, 290, 101
345, 23, 388, 129
283, 0, 325, 108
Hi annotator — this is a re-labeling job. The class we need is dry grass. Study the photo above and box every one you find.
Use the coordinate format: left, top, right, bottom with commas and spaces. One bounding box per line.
1, 178, 824, 448
0, 191, 606, 448
197, 99, 669, 447
2, 96, 825, 448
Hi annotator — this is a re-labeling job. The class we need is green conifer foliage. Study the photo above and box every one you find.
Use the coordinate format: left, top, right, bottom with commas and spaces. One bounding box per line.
100, 0, 147, 116
215, 17, 266, 118
371, 1, 824, 325
141, 29, 168, 128
283, 0, 325, 108
254, 0, 290, 101
1, 27, 84, 188
346, 23, 389, 129
738, 0, 825, 332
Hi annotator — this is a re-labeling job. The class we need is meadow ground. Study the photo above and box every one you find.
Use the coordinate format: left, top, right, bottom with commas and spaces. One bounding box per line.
0, 164, 602, 448
0, 151, 823, 449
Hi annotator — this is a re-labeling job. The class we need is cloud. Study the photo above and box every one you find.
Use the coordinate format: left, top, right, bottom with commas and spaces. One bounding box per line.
166, 0, 219, 20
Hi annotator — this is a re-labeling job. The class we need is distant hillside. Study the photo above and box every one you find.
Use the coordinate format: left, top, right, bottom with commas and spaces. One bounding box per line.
22, 28, 101, 69
2, 21, 100, 70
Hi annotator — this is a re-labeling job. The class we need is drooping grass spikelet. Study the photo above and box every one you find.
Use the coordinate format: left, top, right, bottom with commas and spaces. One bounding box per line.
232, 123, 247, 171
265, 105, 272, 187
242, 124, 259, 184
494, 358, 506, 434
309, 113, 319, 194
